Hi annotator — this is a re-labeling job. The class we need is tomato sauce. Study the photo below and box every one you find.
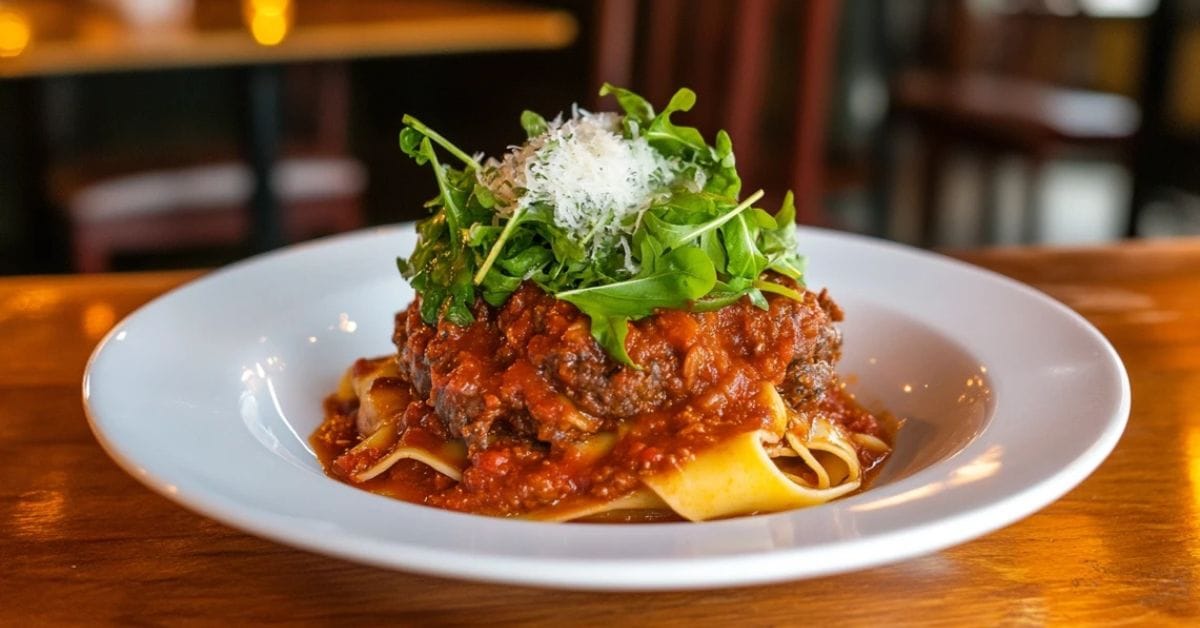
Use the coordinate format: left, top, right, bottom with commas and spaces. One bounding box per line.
311, 281, 893, 520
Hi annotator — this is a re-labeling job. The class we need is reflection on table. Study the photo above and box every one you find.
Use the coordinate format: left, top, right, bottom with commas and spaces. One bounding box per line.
3, 236, 1200, 622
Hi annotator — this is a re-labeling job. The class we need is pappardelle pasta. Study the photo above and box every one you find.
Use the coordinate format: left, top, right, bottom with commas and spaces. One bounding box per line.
311, 86, 895, 522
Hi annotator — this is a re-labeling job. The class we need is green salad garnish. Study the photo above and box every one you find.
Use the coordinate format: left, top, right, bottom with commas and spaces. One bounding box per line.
396, 84, 807, 366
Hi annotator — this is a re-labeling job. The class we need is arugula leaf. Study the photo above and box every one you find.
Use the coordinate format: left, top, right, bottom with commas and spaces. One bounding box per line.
399, 127, 427, 164
656, 190, 763, 250
691, 277, 754, 312
480, 268, 521, 306
663, 191, 720, 217
644, 88, 708, 157
746, 207, 778, 229
472, 182, 497, 209
641, 211, 699, 251
700, 229, 726, 274
760, 192, 807, 282
395, 85, 810, 366
401, 114, 479, 170
520, 110, 548, 138
557, 247, 716, 317
473, 204, 526, 283
466, 223, 501, 248
445, 253, 476, 325
497, 244, 553, 277
600, 83, 655, 127
633, 228, 664, 273
557, 247, 716, 364
723, 213, 768, 279
705, 130, 742, 197
586, 313, 634, 367
418, 137, 468, 251
775, 190, 797, 229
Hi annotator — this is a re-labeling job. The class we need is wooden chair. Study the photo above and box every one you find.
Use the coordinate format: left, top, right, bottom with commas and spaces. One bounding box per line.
63, 155, 364, 272
591, 0, 843, 224
890, 0, 1140, 245
1127, 0, 1199, 237
56, 64, 365, 272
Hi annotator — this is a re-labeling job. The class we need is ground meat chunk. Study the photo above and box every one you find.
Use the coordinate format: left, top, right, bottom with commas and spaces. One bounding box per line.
779, 288, 844, 407
394, 278, 842, 451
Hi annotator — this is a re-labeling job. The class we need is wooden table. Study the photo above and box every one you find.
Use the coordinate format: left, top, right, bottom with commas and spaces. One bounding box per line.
4, 238, 1199, 624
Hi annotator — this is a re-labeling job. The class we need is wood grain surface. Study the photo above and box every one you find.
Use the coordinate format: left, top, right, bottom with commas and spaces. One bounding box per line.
3, 239, 1200, 625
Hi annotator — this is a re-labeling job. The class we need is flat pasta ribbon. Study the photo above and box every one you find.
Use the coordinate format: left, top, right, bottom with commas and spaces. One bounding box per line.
641, 427, 863, 522
352, 422, 467, 482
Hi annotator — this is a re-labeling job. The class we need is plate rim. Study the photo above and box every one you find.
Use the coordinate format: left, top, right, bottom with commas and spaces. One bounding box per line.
82, 225, 1131, 590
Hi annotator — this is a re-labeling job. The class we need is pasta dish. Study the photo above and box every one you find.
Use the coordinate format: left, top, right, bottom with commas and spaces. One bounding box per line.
312, 86, 895, 521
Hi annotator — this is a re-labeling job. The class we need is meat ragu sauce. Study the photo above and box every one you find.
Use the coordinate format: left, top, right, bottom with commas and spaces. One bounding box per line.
312, 277, 892, 520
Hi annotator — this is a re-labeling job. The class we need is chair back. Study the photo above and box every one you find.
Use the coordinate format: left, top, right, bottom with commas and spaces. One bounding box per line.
591, 0, 843, 224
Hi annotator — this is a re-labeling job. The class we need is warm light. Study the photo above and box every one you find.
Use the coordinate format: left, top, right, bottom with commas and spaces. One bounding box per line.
1185, 418, 1200, 584
10, 472, 67, 540
4, 287, 61, 316
852, 445, 1004, 513
850, 482, 944, 512
250, 13, 287, 46
248, 0, 291, 15
0, 7, 31, 58
1186, 422, 1200, 514
82, 302, 116, 339
950, 445, 1003, 484
243, 0, 292, 47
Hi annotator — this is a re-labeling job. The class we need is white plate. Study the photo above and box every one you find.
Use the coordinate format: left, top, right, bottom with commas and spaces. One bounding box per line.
83, 225, 1129, 590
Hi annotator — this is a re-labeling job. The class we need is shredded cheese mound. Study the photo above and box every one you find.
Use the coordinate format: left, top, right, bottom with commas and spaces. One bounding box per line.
481, 109, 700, 266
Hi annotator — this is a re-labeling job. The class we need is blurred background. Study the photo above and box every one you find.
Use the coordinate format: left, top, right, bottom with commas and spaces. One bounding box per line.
0, 0, 1197, 274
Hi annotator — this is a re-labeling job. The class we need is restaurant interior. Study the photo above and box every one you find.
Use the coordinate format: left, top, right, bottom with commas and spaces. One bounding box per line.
0, 0, 1196, 274
7, 1, 1200, 622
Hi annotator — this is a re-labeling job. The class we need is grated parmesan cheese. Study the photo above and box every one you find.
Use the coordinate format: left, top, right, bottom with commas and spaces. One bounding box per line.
481, 108, 702, 267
